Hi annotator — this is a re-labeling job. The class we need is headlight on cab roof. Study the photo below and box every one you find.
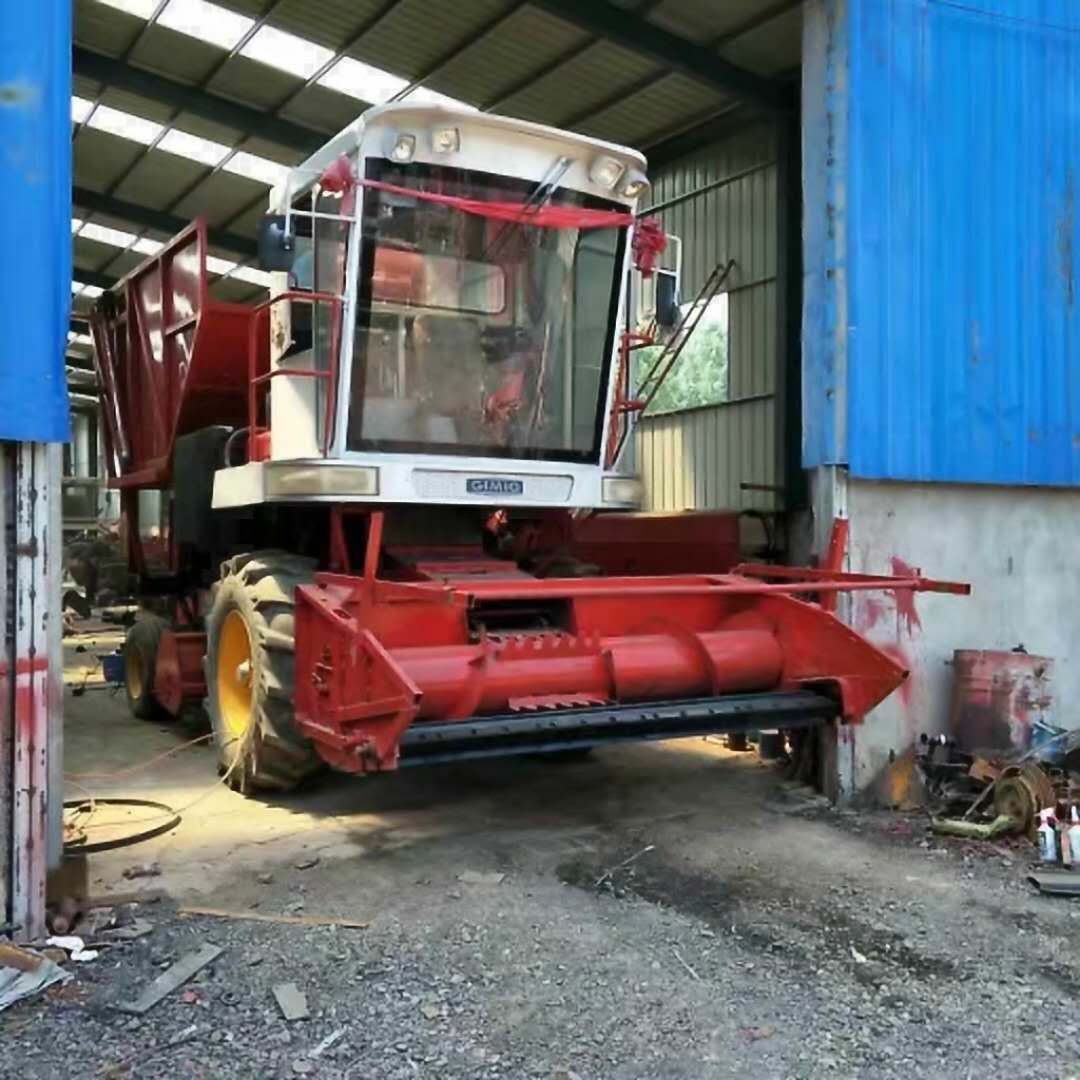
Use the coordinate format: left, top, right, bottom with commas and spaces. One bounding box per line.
590, 155, 626, 191
390, 133, 416, 162
432, 126, 460, 153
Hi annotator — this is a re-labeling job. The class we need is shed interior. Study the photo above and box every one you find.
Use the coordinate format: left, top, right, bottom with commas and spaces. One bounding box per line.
68, 0, 805, 535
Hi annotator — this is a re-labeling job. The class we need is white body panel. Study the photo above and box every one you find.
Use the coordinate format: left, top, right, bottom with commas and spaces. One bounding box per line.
212, 455, 639, 510
242, 102, 648, 511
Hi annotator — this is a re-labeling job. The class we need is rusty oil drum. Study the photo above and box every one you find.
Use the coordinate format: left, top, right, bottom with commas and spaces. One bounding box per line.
947, 649, 1053, 754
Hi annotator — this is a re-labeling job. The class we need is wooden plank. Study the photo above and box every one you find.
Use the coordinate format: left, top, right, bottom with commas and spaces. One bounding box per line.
116, 943, 223, 1015
0, 942, 43, 973
179, 905, 368, 930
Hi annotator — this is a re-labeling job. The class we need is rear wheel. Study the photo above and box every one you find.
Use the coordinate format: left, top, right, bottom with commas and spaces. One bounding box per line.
205, 550, 322, 795
123, 615, 167, 720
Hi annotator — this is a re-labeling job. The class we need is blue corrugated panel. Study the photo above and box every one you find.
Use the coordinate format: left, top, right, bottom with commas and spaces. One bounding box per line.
802, 0, 851, 469
804, 0, 1080, 484
0, 1, 71, 442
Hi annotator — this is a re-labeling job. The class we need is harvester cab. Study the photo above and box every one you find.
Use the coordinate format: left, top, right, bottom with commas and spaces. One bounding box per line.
212, 103, 656, 511
91, 103, 968, 795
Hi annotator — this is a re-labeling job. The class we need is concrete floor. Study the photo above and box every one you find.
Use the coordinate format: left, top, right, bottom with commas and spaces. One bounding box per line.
52, 635, 1080, 1078
64, 640, 776, 903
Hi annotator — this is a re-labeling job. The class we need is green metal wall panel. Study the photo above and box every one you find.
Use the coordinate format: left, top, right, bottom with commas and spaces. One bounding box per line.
636, 120, 780, 512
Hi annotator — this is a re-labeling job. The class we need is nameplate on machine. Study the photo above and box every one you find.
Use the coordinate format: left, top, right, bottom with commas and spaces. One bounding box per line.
465, 477, 525, 496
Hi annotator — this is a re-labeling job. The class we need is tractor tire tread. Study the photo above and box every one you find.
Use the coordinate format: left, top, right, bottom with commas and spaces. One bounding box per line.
205, 551, 321, 795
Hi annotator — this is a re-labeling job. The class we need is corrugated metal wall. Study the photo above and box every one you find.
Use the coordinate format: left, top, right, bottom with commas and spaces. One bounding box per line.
804, 0, 1080, 486
636, 121, 782, 511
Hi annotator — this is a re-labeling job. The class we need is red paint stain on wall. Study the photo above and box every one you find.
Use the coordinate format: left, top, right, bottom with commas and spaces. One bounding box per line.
877, 642, 915, 710
857, 596, 887, 634
889, 557, 923, 635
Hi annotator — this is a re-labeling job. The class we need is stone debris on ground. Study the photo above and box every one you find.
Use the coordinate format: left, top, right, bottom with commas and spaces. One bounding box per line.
4, 788, 1080, 1079
122, 863, 162, 881
457, 871, 505, 886
273, 982, 310, 1021
21, 706, 1080, 1080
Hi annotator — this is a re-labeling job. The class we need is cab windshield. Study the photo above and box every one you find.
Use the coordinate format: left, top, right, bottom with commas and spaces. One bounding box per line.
345, 161, 627, 463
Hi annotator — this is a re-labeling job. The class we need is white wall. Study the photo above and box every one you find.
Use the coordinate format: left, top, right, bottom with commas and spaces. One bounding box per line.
830, 473, 1080, 801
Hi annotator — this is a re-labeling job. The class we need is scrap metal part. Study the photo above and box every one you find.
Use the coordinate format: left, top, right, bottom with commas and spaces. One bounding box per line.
931, 814, 1018, 840
1027, 870, 1080, 897
993, 763, 1057, 839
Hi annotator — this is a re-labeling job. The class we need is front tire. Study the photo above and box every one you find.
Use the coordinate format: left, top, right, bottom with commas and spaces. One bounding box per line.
205, 551, 322, 795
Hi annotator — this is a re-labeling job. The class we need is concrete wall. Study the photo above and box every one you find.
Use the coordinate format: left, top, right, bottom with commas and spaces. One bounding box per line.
822, 471, 1080, 802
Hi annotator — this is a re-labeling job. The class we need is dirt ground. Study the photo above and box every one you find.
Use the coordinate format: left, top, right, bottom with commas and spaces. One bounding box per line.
3, 634, 1079, 1078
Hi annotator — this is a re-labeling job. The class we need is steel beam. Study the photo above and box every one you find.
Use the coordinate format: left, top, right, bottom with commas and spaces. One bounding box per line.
643, 104, 753, 166
73, 187, 256, 257
483, 0, 661, 111
562, 0, 801, 132
526, 0, 792, 111
391, 1, 528, 101
73, 47, 325, 154
72, 267, 118, 292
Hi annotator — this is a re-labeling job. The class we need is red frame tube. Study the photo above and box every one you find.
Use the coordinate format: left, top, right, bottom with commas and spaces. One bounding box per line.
245, 289, 342, 459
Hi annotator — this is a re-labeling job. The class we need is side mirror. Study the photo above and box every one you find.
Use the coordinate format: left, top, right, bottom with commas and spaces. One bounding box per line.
257, 215, 295, 272
655, 270, 680, 329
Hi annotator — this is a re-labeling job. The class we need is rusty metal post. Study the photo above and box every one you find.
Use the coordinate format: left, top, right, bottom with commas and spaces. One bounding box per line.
2, 442, 61, 941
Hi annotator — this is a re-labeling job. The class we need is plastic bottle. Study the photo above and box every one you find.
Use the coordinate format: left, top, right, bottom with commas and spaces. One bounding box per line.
1037, 808, 1059, 864
1068, 807, 1080, 870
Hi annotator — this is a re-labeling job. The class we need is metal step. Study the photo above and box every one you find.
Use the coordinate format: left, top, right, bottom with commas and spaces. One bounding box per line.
397, 690, 838, 766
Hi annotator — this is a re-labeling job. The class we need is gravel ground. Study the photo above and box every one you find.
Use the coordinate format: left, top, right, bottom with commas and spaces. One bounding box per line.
7, 743, 1080, 1079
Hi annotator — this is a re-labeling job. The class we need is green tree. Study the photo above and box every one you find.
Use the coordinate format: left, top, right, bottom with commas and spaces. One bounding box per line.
632, 296, 728, 414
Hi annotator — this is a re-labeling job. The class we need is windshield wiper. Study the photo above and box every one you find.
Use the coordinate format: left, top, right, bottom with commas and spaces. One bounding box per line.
483, 154, 573, 263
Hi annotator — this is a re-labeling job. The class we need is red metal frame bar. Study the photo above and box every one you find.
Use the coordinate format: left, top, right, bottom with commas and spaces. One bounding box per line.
246, 289, 342, 459
606, 330, 655, 468
328, 505, 350, 574
364, 511, 384, 588
733, 516, 968, 603
733, 565, 970, 595
415, 573, 970, 602
153, 629, 208, 716
819, 517, 849, 613
326, 505, 385, 580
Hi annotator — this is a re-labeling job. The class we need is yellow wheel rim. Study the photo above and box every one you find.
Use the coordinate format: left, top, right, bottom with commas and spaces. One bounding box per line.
126, 649, 144, 700
218, 610, 254, 743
